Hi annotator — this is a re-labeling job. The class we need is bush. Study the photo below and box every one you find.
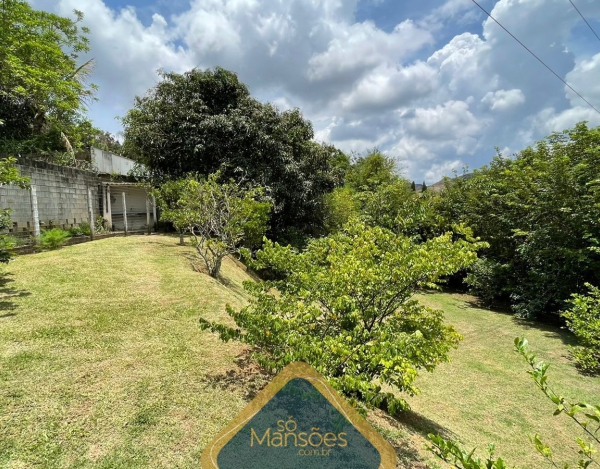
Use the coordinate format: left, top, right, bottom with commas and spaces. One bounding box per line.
561, 284, 600, 374
95, 216, 111, 234
464, 258, 510, 306
78, 221, 92, 236
67, 226, 83, 237
200, 220, 484, 414
38, 228, 70, 250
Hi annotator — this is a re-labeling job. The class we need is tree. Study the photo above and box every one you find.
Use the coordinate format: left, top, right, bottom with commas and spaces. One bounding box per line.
159, 174, 271, 278
421, 181, 427, 192
122, 68, 346, 244
411, 181, 416, 191
200, 220, 484, 413
427, 338, 600, 469
153, 178, 197, 245
346, 150, 398, 191
0, 1, 98, 153
437, 123, 600, 320
0, 157, 30, 262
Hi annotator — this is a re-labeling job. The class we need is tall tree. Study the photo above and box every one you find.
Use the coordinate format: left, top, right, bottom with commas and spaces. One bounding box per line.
437, 122, 600, 320
122, 67, 347, 244
0, 1, 97, 152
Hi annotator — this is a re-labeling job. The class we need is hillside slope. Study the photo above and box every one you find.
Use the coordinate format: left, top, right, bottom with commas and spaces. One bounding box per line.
0, 235, 597, 468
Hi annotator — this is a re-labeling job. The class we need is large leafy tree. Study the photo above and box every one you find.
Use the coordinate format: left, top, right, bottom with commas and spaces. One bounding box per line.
437, 122, 600, 320
0, 0, 98, 152
122, 67, 347, 244
200, 220, 484, 414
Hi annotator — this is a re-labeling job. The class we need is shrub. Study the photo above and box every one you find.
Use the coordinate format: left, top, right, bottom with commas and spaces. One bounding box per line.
95, 216, 111, 233
158, 174, 271, 278
464, 258, 510, 306
78, 221, 92, 236
561, 284, 600, 374
67, 226, 83, 237
38, 228, 70, 250
427, 337, 600, 468
200, 220, 484, 414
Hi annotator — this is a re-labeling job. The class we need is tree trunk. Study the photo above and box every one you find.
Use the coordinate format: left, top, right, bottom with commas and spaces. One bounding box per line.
209, 256, 223, 278
179, 230, 185, 246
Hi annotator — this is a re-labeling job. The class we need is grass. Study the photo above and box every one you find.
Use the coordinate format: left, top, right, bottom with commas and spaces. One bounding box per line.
388, 291, 600, 468
0, 235, 253, 469
0, 235, 598, 468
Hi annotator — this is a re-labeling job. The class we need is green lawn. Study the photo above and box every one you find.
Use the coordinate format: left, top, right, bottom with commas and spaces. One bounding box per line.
0, 235, 254, 469
0, 235, 598, 468
387, 291, 600, 468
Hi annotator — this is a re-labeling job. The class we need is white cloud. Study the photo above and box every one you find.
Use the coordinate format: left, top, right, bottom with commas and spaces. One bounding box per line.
28, 0, 600, 181
340, 61, 439, 113
405, 100, 483, 140
308, 20, 433, 82
481, 89, 525, 111
424, 159, 465, 183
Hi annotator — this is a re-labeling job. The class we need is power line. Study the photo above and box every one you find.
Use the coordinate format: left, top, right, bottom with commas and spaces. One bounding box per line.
469, 0, 600, 116
568, 0, 600, 44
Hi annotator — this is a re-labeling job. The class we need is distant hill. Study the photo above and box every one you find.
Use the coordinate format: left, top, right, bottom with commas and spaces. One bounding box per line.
426, 173, 473, 192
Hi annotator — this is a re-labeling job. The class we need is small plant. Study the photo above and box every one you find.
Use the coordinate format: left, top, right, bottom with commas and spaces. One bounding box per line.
95, 216, 111, 234
561, 284, 600, 375
38, 228, 70, 250
78, 221, 92, 236
68, 226, 83, 237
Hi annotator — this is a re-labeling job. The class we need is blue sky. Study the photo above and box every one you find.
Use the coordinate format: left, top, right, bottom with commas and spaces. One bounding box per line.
32, 0, 600, 182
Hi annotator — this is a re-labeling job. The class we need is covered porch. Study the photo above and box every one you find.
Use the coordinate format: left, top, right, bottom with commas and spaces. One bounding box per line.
100, 182, 157, 233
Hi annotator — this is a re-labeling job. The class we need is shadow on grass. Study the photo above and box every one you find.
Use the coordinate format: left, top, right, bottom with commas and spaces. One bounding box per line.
422, 288, 576, 347
204, 352, 273, 401
0, 274, 30, 316
367, 409, 444, 468
394, 409, 456, 441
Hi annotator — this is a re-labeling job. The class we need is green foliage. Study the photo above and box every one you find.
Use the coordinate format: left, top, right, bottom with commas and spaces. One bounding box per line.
562, 284, 600, 374
0, 157, 29, 262
122, 67, 346, 243
427, 437, 507, 469
158, 174, 271, 278
464, 258, 511, 306
0, 1, 98, 153
437, 123, 600, 320
200, 220, 484, 413
427, 337, 600, 469
95, 216, 111, 234
78, 221, 91, 236
38, 228, 70, 250
322, 152, 448, 242
346, 150, 398, 191
322, 186, 361, 233
67, 226, 83, 237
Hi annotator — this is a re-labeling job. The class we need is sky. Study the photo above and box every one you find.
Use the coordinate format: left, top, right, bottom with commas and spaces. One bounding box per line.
31, 0, 600, 182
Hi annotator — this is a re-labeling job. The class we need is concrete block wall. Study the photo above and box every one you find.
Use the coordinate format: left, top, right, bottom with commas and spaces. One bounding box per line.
0, 158, 100, 235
